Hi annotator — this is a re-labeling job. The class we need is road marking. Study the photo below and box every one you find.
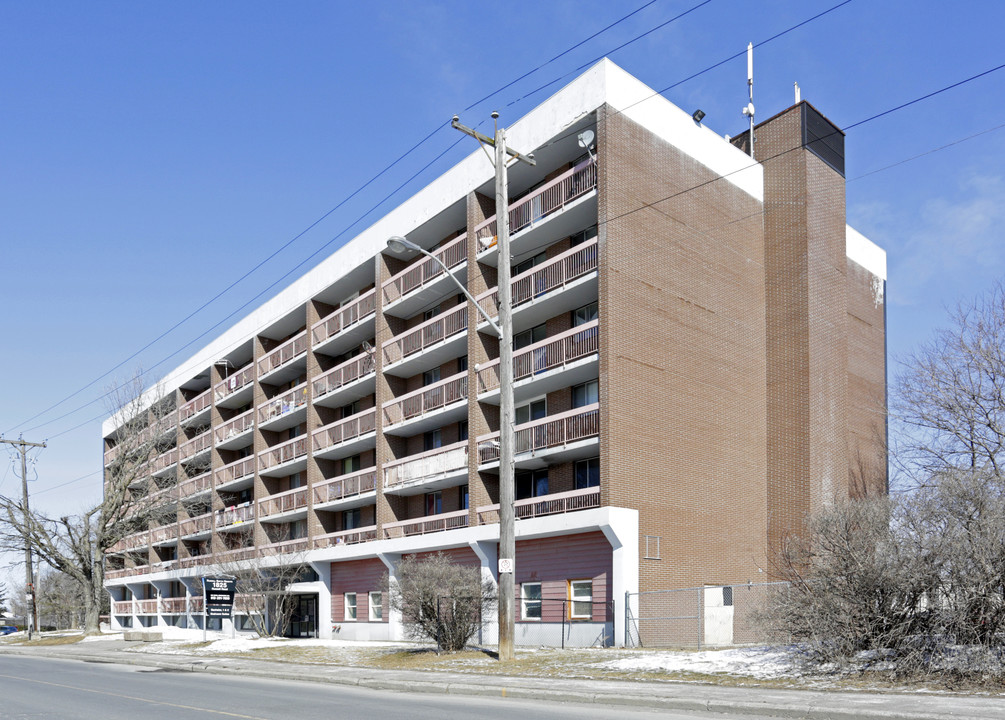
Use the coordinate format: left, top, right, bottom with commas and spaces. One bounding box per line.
0, 672, 271, 719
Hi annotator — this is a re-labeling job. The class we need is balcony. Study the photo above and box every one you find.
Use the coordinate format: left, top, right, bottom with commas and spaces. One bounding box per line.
260, 537, 310, 555
258, 436, 309, 477
178, 388, 212, 428
104, 444, 120, 467
382, 234, 468, 318
312, 525, 378, 549
214, 362, 255, 409
383, 509, 469, 539
150, 448, 179, 478
189, 596, 205, 612
177, 471, 212, 499
258, 330, 308, 385
312, 354, 375, 409
384, 441, 468, 496
137, 412, 178, 447
179, 511, 213, 540
179, 429, 212, 466
161, 597, 188, 614
215, 456, 256, 492
477, 322, 599, 404
137, 599, 158, 615
217, 546, 257, 563
476, 486, 600, 524
215, 408, 255, 451
382, 371, 467, 436
476, 238, 598, 332
108, 530, 149, 555
258, 486, 309, 522
257, 382, 309, 432
311, 408, 376, 461
216, 503, 255, 531
382, 304, 467, 378
112, 600, 133, 614
106, 565, 150, 580
313, 468, 377, 511
150, 524, 178, 547
311, 289, 377, 356
478, 404, 600, 468
476, 158, 598, 266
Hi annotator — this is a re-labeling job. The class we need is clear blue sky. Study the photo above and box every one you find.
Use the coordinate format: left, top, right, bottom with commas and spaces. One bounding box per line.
2, 0, 1004, 531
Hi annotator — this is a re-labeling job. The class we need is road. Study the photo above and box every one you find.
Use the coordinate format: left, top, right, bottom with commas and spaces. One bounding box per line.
0, 655, 765, 720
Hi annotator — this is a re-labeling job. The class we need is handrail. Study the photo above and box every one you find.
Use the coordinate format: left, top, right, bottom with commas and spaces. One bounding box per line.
214, 408, 255, 445
477, 403, 599, 463
179, 511, 213, 536
382, 371, 467, 426
179, 388, 212, 423
476, 486, 600, 524
313, 353, 375, 400
313, 525, 378, 549
179, 429, 212, 461
216, 503, 255, 528
313, 468, 378, 505
476, 321, 599, 394
383, 441, 467, 489
382, 509, 469, 539
259, 436, 308, 470
258, 486, 309, 518
312, 288, 377, 345
382, 234, 467, 306
258, 330, 308, 377
215, 456, 255, 486
311, 408, 376, 454
177, 471, 211, 498
257, 382, 309, 425
382, 304, 467, 366
214, 362, 255, 402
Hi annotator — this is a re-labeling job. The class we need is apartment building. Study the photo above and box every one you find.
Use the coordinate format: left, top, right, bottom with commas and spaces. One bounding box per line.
103, 59, 887, 647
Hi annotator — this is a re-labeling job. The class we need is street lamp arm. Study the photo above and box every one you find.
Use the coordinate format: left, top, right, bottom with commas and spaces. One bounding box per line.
386, 237, 503, 337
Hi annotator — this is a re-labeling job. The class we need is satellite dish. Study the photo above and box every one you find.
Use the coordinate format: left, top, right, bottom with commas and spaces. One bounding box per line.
577, 130, 595, 149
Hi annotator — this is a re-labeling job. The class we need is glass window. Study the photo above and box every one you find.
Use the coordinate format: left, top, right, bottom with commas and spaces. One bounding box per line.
515, 398, 547, 425
570, 580, 593, 619
572, 380, 599, 408
514, 323, 546, 350
423, 305, 440, 322
516, 469, 548, 500
425, 491, 442, 516
288, 472, 302, 489
423, 367, 441, 386
460, 484, 469, 510
343, 508, 361, 530
573, 301, 598, 326
345, 593, 357, 621
342, 400, 359, 418
369, 591, 383, 621
424, 429, 442, 451
521, 582, 542, 620
457, 355, 468, 373
575, 458, 600, 489
342, 454, 361, 474
513, 251, 546, 277
458, 420, 468, 442
569, 225, 598, 247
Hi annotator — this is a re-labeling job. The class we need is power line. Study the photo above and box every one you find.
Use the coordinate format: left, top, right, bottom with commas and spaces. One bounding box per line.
33, 470, 101, 496
850, 121, 1005, 181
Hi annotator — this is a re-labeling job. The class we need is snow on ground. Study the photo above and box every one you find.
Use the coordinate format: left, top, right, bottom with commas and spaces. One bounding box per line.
599, 646, 801, 679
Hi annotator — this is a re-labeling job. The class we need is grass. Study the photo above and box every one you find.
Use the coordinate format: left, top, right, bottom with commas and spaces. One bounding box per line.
8, 633, 86, 647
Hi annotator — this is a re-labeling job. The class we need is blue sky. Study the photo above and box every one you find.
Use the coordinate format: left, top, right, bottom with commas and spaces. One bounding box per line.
2, 0, 1004, 533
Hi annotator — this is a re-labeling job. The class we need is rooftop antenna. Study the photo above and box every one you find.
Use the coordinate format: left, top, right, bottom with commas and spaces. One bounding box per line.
794, 81, 801, 104
741, 42, 755, 160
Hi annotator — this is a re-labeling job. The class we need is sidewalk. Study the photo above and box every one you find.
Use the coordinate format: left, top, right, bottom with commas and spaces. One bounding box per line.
2, 639, 1003, 720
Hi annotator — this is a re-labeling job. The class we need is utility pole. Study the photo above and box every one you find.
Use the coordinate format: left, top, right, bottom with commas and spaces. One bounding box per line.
451, 112, 534, 661
1, 435, 46, 640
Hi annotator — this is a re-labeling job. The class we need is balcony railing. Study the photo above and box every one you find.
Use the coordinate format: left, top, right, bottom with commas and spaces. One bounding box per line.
383, 371, 467, 427
311, 409, 376, 455
476, 321, 599, 394
112, 600, 133, 614
474, 158, 597, 247
150, 525, 177, 545
150, 448, 178, 475
312, 289, 377, 345
179, 388, 212, 424
216, 503, 255, 528
215, 362, 255, 403
382, 304, 467, 366
179, 512, 213, 537
110, 531, 149, 554
179, 430, 212, 462
161, 597, 187, 614
384, 442, 468, 490
215, 456, 255, 486
476, 486, 601, 524
382, 234, 468, 306
106, 565, 150, 580
383, 509, 469, 539
312, 525, 378, 549
258, 331, 308, 377
189, 596, 204, 612
215, 408, 255, 445
261, 537, 310, 554
178, 471, 211, 498
313, 468, 378, 505
258, 383, 309, 425
217, 546, 257, 562
258, 487, 309, 519
104, 445, 120, 467
137, 599, 158, 614
259, 436, 308, 471
476, 239, 598, 319
478, 404, 599, 464
312, 354, 375, 401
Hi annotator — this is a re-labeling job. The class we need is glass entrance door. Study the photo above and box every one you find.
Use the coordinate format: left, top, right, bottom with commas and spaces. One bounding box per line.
289, 595, 317, 638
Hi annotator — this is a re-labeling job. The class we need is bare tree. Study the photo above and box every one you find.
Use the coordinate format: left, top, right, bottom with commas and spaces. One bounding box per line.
388, 552, 495, 652
0, 376, 167, 634
225, 547, 312, 637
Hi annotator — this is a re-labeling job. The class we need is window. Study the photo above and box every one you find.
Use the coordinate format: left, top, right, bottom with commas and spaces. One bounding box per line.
575, 458, 600, 489
288, 472, 302, 489
288, 424, 302, 439
425, 491, 442, 516
423, 305, 440, 322
570, 580, 593, 619
342, 400, 360, 419
513, 251, 546, 277
458, 420, 468, 442
514, 323, 546, 350
460, 484, 469, 510
424, 428, 442, 451
423, 367, 441, 386
521, 582, 542, 620
569, 225, 598, 247
644, 535, 662, 560
516, 469, 548, 500
515, 398, 547, 425
572, 301, 598, 326
457, 355, 468, 373
369, 591, 383, 621
344, 593, 357, 621
342, 454, 361, 474
572, 380, 599, 408
343, 508, 361, 530
289, 519, 307, 539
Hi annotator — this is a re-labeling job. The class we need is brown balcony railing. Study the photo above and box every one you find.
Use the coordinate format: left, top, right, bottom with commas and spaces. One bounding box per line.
112, 600, 133, 614
259, 436, 308, 471
477, 404, 599, 464
215, 456, 255, 486
313, 468, 377, 505
258, 487, 309, 519
189, 596, 204, 612
311, 409, 376, 454
382, 234, 467, 306
150, 525, 177, 545
161, 597, 187, 614
215, 408, 255, 445
179, 388, 212, 424
178, 471, 211, 498
214, 362, 255, 403
476, 239, 598, 318
179, 430, 212, 462
261, 537, 310, 554
217, 546, 257, 563
312, 525, 377, 549
382, 509, 469, 539
382, 304, 467, 366
476, 321, 599, 394
474, 158, 597, 247
312, 353, 375, 401
476, 486, 600, 524
258, 331, 308, 377
104, 445, 120, 467
137, 599, 158, 614
383, 371, 467, 427
258, 383, 309, 425
150, 448, 178, 475
312, 289, 377, 345
216, 503, 255, 528
383, 442, 468, 490
179, 512, 213, 537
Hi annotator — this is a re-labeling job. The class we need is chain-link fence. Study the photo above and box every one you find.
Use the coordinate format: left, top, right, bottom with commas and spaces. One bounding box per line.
625, 581, 789, 649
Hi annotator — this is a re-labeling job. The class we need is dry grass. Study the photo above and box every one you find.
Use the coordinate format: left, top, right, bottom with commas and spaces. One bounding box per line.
9, 633, 85, 647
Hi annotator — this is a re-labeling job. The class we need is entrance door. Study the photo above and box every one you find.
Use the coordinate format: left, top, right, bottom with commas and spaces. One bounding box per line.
289, 595, 317, 638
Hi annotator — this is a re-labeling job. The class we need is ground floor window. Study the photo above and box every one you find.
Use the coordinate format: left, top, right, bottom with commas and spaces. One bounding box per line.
521, 582, 542, 620
345, 592, 357, 621
570, 580, 593, 619
369, 591, 383, 621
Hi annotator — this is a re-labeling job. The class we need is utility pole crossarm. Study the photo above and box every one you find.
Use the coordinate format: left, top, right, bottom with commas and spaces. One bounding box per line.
451, 116, 537, 166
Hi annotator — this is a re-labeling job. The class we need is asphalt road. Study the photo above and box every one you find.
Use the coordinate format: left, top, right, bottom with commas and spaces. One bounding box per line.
0, 655, 766, 720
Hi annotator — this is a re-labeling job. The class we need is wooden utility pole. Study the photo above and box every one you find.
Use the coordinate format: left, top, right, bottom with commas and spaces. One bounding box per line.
1, 435, 46, 639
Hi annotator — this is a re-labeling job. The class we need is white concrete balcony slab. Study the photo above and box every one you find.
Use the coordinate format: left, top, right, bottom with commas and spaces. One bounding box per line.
258, 330, 308, 386
382, 371, 467, 437
258, 436, 309, 478
383, 442, 469, 496
381, 304, 467, 379
382, 234, 468, 319
311, 409, 377, 461
313, 468, 377, 512
214, 362, 255, 410
312, 354, 375, 410
214, 457, 255, 492
311, 289, 376, 357
478, 404, 600, 470
257, 382, 309, 432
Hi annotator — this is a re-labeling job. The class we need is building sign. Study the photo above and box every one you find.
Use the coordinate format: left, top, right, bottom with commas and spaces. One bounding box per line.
202, 577, 236, 618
